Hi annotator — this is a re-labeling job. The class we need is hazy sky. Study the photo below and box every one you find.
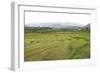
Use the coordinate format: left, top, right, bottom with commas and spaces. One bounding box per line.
25, 12, 91, 26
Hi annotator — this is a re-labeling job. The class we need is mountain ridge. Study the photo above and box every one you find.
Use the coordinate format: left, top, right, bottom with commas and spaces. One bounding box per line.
25, 22, 85, 28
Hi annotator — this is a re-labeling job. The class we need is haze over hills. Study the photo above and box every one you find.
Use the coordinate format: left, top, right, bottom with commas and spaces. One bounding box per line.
24, 23, 90, 33
25, 22, 85, 28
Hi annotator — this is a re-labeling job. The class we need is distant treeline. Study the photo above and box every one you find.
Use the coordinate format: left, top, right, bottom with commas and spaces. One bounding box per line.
24, 26, 90, 33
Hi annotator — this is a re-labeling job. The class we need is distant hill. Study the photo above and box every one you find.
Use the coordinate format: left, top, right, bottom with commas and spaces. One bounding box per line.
84, 23, 90, 28
25, 22, 84, 29
25, 23, 90, 32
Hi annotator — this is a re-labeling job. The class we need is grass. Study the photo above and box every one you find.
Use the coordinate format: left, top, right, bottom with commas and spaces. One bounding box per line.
24, 31, 90, 61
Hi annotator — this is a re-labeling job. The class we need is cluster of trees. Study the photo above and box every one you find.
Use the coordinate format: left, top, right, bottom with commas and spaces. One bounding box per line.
24, 27, 53, 33
24, 27, 90, 33
24, 24, 90, 33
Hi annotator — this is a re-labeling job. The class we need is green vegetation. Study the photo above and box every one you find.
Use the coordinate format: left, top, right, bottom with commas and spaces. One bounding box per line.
24, 28, 90, 61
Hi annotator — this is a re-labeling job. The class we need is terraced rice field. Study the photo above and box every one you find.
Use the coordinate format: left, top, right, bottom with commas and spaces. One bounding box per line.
24, 32, 90, 61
